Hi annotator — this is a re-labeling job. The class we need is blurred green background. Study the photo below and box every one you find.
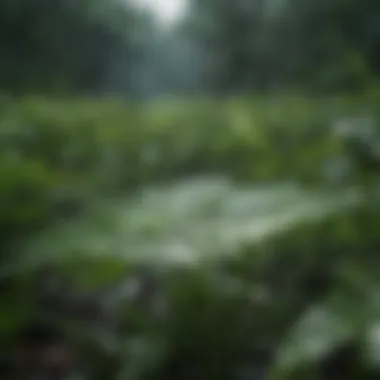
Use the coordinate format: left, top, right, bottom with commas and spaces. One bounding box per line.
1, 1, 380, 379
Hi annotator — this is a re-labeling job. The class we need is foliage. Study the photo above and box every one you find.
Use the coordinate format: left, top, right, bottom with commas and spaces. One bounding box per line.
1, 94, 380, 379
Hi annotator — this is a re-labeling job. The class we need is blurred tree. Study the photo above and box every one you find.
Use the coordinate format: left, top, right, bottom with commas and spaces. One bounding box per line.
0, 0, 152, 95
183, 0, 380, 93
184, 0, 267, 94
273, 0, 372, 91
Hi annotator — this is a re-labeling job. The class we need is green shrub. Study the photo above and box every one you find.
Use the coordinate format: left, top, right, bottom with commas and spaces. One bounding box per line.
1, 94, 380, 379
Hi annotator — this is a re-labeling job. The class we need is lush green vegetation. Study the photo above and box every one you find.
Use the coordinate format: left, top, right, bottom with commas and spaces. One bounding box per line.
2, 0, 380, 379
1, 94, 380, 379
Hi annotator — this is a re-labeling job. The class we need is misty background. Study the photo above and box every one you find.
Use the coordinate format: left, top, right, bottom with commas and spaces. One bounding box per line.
1, 0, 379, 97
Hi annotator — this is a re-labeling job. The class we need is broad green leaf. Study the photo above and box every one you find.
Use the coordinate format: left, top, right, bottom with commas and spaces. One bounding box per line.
17, 177, 362, 272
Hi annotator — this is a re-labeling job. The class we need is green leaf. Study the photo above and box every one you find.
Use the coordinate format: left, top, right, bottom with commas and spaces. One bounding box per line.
273, 303, 355, 379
